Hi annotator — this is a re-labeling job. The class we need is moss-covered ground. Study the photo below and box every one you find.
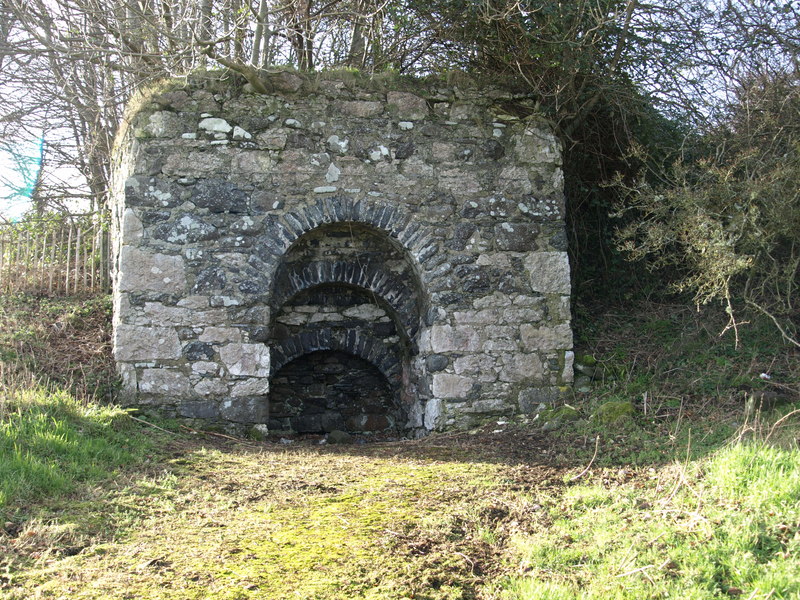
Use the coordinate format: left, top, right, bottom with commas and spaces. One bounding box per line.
1, 294, 799, 599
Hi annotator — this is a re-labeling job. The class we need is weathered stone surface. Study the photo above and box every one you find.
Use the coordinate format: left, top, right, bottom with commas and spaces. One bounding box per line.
113, 74, 572, 435
114, 325, 181, 361
139, 111, 182, 138
139, 369, 190, 397
387, 92, 428, 120
219, 343, 270, 377
231, 378, 269, 396
499, 353, 543, 383
121, 209, 144, 243
430, 325, 481, 353
340, 101, 383, 117
518, 387, 559, 412
520, 323, 573, 350
199, 326, 243, 343
191, 178, 249, 214
495, 223, 539, 252
179, 400, 220, 419
220, 396, 268, 423
524, 251, 571, 294
118, 246, 186, 293
432, 374, 473, 399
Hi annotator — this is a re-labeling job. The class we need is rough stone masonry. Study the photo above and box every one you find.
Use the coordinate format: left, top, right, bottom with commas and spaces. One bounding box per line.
111, 70, 573, 437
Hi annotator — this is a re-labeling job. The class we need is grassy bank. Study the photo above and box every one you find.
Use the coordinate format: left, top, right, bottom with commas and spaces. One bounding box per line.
1, 294, 798, 599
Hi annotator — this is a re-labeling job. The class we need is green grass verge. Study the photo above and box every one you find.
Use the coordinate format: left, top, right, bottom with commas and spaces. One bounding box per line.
497, 438, 800, 600
0, 381, 159, 521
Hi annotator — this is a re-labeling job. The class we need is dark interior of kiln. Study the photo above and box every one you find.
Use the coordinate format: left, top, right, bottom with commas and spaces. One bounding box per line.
267, 222, 423, 436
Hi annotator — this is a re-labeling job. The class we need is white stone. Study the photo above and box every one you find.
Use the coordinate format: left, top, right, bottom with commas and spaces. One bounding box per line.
326, 135, 349, 154
430, 325, 482, 353
199, 117, 233, 134
199, 327, 243, 343
118, 246, 186, 294
399, 121, 414, 130
233, 126, 252, 140
139, 369, 190, 397
314, 186, 337, 193
114, 325, 182, 361
284, 118, 302, 128
121, 209, 143, 243
143, 111, 181, 137
219, 343, 270, 377
231, 378, 269, 397
454, 355, 498, 383
326, 163, 341, 183
193, 378, 228, 395
520, 324, 573, 350
191, 361, 219, 375
342, 304, 386, 320
562, 351, 575, 383
424, 398, 443, 430
182, 133, 197, 139
499, 353, 544, 383
524, 252, 571, 294
142, 303, 191, 325
432, 374, 473, 399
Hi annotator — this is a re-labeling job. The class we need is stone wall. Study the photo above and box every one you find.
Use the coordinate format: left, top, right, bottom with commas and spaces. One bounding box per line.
111, 70, 573, 436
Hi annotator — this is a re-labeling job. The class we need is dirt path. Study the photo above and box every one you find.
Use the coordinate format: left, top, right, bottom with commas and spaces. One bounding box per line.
4, 426, 581, 600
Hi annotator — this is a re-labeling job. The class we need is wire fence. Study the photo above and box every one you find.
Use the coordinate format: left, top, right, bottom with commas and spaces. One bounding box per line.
0, 213, 111, 296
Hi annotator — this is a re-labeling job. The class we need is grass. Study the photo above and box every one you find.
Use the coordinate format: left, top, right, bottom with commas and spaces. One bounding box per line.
1, 293, 798, 599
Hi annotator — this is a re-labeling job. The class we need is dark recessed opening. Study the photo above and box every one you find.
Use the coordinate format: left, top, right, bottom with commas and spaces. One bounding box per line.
268, 350, 402, 435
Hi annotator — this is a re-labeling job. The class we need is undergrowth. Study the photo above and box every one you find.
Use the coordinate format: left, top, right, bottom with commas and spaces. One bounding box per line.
0, 294, 798, 599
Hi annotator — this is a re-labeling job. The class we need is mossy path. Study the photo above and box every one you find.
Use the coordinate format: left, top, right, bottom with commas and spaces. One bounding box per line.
3, 431, 569, 600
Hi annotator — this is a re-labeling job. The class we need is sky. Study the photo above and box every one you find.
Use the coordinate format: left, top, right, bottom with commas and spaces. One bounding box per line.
0, 140, 40, 221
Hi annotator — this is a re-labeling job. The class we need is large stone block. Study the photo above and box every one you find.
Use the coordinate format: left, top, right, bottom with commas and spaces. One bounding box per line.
387, 92, 428, 120
139, 368, 190, 397
430, 325, 482, 353
432, 373, 473, 399
118, 246, 187, 294
520, 323, 573, 351
219, 343, 270, 377
114, 325, 182, 361
524, 251, 571, 294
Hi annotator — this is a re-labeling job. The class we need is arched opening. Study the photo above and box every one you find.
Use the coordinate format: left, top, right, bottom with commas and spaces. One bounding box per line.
266, 220, 426, 436
269, 350, 402, 434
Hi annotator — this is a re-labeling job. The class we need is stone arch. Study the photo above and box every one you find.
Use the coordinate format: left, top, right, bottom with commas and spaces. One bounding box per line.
258, 197, 445, 301
269, 328, 402, 383
271, 260, 421, 338
263, 198, 433, 435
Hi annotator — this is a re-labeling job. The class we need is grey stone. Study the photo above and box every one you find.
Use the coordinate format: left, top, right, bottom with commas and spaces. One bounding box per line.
114, 325, 182, 361
139, 368, 190, 397
425, 354, 449, 372
191, 179, 249, 214
220, 396, 268, 423
118, 247, 186, 294
179, 400, 220, 419
495, 223, 539, 252
327, 430, 353, 444
432, 374, 473, 399
520, 324, 573, 351
219, 343, 270, 377
387, 92, 428, 120
524, 252, 571, 294
153, 214, 219, 243
184, 341, 215, 361
113, 76, 572, 435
